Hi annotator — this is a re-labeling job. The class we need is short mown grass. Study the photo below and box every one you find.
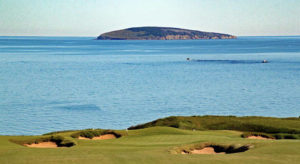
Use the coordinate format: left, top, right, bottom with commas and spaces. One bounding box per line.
1, 116, 300, 164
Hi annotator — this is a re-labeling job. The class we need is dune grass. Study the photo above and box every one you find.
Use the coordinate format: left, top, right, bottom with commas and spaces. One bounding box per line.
241, 132, 275, 139
129, 116, 300, 135
172, 142, 252, 154
70, 129, 123, 139
10, 135, 76, 147
241, 132, 300, 139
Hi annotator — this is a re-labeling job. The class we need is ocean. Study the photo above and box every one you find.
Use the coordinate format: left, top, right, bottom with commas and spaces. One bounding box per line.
0, 36, 300, 135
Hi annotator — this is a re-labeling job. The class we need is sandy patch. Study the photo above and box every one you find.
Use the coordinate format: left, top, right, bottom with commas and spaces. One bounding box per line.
78, 136, 90, 140
179, 144, 251, 155
247, 136, 272, 140
78, 134, 116, 140
24, 142, 57, 148
190, 147, 225, 154
93, 134, 116, 140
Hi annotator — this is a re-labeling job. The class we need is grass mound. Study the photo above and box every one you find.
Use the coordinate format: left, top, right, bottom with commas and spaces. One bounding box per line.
241, 132, 300, 139
173, 143, 251, 154
129, 116, 300, 136
11, 135, 76, 147
71, 129, 122, 139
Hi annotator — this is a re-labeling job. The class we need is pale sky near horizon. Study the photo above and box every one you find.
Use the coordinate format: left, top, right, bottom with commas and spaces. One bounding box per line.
0, 0, 299, 36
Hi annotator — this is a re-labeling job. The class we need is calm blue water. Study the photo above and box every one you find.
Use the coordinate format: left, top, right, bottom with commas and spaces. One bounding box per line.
1, 36, 300, 135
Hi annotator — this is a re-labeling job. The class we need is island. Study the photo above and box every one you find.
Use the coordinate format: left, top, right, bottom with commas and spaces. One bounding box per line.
97, 27, 237, 40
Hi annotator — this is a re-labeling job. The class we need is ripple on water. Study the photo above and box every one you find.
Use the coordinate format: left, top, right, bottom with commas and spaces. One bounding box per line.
57, 104, 101, 110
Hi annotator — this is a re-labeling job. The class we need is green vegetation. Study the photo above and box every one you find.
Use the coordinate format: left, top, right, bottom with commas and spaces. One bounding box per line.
241, 132, 275, 139
129, 116, 300, 136
0, 116, 300, 163
10, 135, 76, 147
273, 133, 300, 139
241, 132, 300, 140
172, 142, 251, 154
70, 129, 123, 139
43, 130, 77, 136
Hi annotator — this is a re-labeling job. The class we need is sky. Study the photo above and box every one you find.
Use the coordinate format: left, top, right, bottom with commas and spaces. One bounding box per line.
0, 0, 300, 36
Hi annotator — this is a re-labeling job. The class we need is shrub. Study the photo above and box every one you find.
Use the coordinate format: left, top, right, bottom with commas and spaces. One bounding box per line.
59, 139, 76, 147
71, 129, 122, 139
43, 130, 77, 136
242, 132, 300, 140
273, 133, 300, 139
173, 142, 251, 154
10, 135, 76, 147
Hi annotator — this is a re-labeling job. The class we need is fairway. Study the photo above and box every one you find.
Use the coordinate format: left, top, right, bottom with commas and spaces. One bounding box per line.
1, 127, 300, 164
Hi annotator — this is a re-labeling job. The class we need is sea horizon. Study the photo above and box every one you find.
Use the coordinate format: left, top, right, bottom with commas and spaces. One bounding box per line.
1, 35, 300, 38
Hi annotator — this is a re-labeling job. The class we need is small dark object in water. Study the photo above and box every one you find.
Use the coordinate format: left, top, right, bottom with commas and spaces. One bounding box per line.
187, 58, 190, 61
262, 60, 268, 63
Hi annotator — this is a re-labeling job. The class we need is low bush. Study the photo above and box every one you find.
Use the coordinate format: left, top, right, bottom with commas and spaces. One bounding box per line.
241, 132, 275, 139
241, 132, 300, 140
10, 135, 76, 147
49, 136, 76, 147
173, 142, 251, 154
273, 133, 300, 139
71, 129, 122, 139
58, 139, 76, 147
43, 130, 77, 136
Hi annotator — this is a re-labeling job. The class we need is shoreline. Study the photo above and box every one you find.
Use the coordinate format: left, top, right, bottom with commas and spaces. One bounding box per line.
1, 115, 299, 136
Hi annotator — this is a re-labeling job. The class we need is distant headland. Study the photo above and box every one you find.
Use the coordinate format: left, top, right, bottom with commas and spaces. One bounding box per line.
97, 27, 237, 40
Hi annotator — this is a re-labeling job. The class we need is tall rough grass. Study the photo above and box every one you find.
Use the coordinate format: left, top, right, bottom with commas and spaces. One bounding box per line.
10, 135, 76, 147
71, 129, 122, 139
129, 116, 300, 136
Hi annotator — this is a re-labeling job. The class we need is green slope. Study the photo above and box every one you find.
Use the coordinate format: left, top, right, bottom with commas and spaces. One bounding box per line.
129, 116, 300, 135
1, 116, 300, 164
0, 127, 300, 164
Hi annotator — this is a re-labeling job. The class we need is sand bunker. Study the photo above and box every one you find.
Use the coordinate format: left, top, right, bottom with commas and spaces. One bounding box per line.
78, 134, 117, 140
190, 147, 225, 154
24, 142, 58, 148
180, 144, 251, 155
247, 136, 272, 140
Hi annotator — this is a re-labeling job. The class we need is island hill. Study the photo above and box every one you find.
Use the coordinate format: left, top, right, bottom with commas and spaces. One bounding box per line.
97, 27, 236, 40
